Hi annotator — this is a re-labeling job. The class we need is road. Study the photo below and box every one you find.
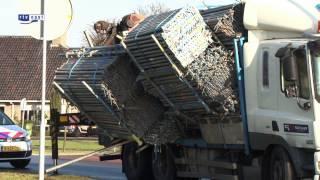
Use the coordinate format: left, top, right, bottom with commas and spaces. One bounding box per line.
0, 154, 264, 180
0, 155, 127, 180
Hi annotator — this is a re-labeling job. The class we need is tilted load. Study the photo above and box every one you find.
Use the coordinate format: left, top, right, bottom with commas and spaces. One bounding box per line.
54, 47, 169, 140
54, 47, 132, 139
125, 4, 245, 115
54, 4, 245, 144
201, 4, 245, 49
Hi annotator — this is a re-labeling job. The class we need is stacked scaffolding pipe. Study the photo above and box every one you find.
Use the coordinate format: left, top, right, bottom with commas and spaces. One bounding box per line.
200, 4, 245, 49
55, 46, 168, 141
54, 4, 245, 144
125, 4, 244, 116
54, 46, 132, 138
125, 7, 212, 116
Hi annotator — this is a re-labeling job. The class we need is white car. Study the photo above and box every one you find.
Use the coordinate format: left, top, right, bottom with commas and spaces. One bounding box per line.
0, 111, 32, 169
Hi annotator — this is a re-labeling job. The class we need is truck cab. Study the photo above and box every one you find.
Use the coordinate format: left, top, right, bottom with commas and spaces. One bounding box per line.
246, 38, 317, 178
243, 0, 320, 178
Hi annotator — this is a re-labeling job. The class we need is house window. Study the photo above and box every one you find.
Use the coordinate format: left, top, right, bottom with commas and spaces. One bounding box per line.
263, 51, 269, 88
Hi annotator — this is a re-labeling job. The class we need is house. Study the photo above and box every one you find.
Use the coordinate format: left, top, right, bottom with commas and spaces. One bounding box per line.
0, 36, 68, 124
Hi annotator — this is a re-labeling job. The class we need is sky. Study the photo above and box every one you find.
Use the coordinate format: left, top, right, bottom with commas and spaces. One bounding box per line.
1, 0, 236, 47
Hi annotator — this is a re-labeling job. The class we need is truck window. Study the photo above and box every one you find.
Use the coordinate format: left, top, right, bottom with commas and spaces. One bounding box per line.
263, 51, 269, 88
281, 49, 310, 99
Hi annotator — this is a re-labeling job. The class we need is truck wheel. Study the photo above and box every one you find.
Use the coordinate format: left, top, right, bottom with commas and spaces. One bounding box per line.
123, 142, 154, 180
269, 147, 296, 180
152, 145, 176, 180
10, 159, 30, 169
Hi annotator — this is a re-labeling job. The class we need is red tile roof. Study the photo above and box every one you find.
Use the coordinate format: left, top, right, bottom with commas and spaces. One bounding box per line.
0, 36, 67, 101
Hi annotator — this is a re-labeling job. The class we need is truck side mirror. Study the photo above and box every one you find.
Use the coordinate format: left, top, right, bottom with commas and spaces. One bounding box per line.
275, 44, 298, 82
282, 54, 298, 81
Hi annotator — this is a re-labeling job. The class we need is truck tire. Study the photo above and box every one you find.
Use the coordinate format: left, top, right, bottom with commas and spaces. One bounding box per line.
152, 145, 176, 180
123, 142, 154, 180
268, 147, 296, 180
10, 159, 30, 169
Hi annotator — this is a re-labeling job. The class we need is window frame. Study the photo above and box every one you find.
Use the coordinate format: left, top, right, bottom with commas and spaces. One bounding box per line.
279, 48, 310, 100
262, 51, 269, 88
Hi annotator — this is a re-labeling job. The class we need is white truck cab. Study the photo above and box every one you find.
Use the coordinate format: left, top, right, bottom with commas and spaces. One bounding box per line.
243, 0, 320, 179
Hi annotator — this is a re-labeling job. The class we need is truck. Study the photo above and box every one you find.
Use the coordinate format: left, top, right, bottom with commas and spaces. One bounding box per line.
53, 0, 320, 179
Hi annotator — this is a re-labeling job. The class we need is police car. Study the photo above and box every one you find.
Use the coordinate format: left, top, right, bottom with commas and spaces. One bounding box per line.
0, 111, 32, 168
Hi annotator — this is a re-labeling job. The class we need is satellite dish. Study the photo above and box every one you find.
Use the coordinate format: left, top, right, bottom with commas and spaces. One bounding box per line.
18, 0, 73, 40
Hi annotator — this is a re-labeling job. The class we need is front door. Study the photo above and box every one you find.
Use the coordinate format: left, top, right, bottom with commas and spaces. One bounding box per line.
277, 46, 314, 148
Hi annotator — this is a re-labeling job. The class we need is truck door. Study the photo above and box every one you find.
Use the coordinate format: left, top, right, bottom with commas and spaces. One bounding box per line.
277, 46, 314, 148
255, 47, 279, 135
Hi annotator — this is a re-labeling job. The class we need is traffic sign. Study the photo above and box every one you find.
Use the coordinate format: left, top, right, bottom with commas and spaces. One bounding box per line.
18, 0, 73, 40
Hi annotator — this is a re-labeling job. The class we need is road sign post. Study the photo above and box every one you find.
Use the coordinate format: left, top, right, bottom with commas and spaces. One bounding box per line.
50, 108, 59, 174
39, 0, 46, 178
18, 1, 72, 179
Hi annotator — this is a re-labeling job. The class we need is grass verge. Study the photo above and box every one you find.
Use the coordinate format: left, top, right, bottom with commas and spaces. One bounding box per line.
0, 170, 91, 180
31, 139, 104, 155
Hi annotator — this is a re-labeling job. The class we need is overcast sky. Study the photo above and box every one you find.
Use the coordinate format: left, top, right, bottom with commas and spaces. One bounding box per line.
1, 0, 236, 47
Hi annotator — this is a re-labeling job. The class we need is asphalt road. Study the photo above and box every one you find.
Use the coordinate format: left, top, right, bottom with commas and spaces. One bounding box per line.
0, 155, 127, 180
0, 155, 263, 180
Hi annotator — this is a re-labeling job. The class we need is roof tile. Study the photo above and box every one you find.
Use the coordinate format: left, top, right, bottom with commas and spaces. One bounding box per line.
0, 36, 67, 101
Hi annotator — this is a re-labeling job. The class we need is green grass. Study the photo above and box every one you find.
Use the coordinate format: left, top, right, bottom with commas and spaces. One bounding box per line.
31, 139, 104, 155
0, 170, 91, 180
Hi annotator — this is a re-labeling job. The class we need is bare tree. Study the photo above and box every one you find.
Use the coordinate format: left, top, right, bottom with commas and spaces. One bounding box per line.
136, 2, 170, 17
